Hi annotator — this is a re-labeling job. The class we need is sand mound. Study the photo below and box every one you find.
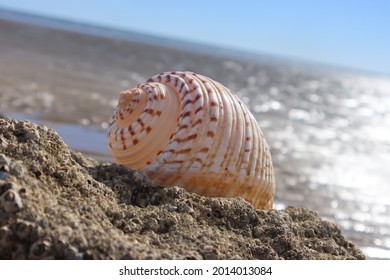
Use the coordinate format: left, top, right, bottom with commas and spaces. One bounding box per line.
0, 117, 365, 259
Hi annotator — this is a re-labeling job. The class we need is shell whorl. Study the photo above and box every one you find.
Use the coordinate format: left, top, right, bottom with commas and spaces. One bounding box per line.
108, 71, 275, 209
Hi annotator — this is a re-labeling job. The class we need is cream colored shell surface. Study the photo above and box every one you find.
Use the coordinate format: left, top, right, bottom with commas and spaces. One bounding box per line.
108, 71, 275, 209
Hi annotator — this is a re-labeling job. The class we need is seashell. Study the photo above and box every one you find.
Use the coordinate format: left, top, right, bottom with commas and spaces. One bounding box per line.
0, 189, 23, 213
29, 239, 53, 260
108, 71, 275, 209
13, 219, 41, 242
0, 225, 14, 248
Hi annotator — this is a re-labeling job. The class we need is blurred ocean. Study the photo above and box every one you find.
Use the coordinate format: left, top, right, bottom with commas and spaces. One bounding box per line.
0, 9, 389, 259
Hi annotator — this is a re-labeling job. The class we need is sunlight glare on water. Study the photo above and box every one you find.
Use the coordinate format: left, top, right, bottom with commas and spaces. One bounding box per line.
260, 72, 390, 259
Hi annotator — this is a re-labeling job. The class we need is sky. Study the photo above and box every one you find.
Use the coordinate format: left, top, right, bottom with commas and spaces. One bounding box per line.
0, 0, 389, 75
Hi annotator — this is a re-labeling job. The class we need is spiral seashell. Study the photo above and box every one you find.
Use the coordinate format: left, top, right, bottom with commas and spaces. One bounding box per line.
108, 71, 275, 209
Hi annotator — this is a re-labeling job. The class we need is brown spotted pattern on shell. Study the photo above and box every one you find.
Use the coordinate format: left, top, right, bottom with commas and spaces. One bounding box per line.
108, 71, 275, 209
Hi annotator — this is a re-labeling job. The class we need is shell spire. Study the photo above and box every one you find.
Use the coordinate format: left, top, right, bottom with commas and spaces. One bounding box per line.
108, 71, 275, 209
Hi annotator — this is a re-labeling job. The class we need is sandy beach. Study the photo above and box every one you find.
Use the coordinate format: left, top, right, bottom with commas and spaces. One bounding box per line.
0, 117, 365, 259
0, 14, 389, 259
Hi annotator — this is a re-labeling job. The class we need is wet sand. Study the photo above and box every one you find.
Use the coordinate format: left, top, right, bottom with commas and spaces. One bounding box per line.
0, 16, 389, 259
